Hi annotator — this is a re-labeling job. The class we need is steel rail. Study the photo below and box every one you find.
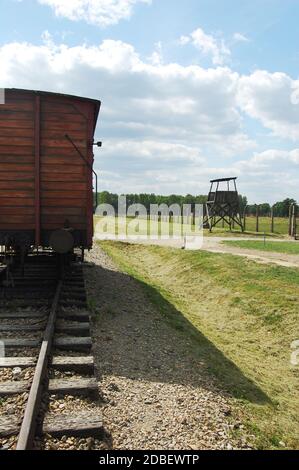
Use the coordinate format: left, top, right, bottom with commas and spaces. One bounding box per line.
16, 281, 63, 450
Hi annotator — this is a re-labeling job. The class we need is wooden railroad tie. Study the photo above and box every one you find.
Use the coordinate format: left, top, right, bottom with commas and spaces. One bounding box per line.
0, 356, 95, 374
0, 377, 98, 399
1, 336, 92, 352
0, 411, 103, 439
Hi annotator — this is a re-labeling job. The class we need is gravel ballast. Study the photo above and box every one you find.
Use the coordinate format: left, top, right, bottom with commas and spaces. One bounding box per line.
85, 245, 255, 450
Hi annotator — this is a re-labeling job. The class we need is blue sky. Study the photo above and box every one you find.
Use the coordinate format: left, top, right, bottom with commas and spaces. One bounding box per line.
1, 0, 299, 202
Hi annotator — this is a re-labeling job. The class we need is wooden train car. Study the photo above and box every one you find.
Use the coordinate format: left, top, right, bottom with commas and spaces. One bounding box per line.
0, 88, 101, 254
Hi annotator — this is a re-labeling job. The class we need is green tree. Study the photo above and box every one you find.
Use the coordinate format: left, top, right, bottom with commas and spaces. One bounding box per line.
274, 198, 297, 217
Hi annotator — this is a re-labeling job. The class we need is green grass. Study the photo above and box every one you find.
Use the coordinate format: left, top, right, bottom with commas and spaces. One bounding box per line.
244, 216, 289, 235
94, 215, 205, 238
223, 240, 299, 255
212, 216, 289, 236
100, 240, 299, 449
94, 215, 289, 238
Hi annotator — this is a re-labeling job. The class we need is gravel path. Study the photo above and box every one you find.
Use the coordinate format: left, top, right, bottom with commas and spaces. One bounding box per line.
202, 237, 299, 268
85, 246, 254, 450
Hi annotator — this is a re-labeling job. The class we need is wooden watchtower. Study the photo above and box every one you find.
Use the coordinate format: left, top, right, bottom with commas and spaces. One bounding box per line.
204, 177, 244, 232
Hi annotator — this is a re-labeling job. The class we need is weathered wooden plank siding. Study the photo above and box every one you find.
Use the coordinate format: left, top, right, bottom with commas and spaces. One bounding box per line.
40, 97, 88, 231
0, 91, 35, 230
0, 89, 99, 247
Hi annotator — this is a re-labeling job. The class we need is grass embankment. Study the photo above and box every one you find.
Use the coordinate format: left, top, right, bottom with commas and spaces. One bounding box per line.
223, 240, 299, 255
100, 241, 299, 449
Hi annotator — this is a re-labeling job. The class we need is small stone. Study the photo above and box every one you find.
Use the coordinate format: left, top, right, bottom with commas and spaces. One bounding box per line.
86, 437, 94, 450
12, 367, 22, 380
108, 383, 120, 392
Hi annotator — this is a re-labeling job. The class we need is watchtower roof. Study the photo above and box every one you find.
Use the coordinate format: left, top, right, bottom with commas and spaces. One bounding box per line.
210, 177, 237, 183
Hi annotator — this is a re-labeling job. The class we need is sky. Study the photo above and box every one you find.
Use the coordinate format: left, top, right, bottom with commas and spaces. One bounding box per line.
1, 0, 299, 203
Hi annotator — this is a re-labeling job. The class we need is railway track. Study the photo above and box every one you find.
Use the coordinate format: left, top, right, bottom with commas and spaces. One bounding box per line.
0, 255, 103, 451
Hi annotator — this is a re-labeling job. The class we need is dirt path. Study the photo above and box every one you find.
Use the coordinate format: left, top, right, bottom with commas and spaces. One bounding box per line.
96, 235, 299, 268
202, 237, 299, 268
85, 246, 254, 450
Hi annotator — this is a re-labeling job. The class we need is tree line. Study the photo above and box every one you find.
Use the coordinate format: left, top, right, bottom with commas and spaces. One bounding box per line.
96, 191, 297, 218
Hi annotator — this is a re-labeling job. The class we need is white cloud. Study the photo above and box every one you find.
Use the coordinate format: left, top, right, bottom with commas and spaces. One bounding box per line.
0, 37, 252, 193
148, 41, 163, 66
0, 36, 249, 152
179, 35, 190, 46
233, 32, 249, 43
180, 27, 231, 65
96, 140, 206, 191
238, 70, 299, 140
37, 0, 151, 27
0, 36, 298, 199
99, 139, 205, 164
291, 81, 299, 105
243, 149, 299, 166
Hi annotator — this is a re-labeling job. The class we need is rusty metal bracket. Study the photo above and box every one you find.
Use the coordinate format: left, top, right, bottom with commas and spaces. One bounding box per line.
65, 134, 99, 212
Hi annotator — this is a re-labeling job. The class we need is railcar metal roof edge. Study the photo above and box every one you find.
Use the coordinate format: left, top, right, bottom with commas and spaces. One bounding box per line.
5, 88, 101, 131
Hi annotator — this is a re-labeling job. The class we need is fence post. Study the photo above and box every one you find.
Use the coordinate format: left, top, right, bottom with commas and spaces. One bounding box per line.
256, 205, 259, 233
291, 204, 296, 238
243, 206, 247, 231
289, 204, 295, 237
270, 206, 274, 233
